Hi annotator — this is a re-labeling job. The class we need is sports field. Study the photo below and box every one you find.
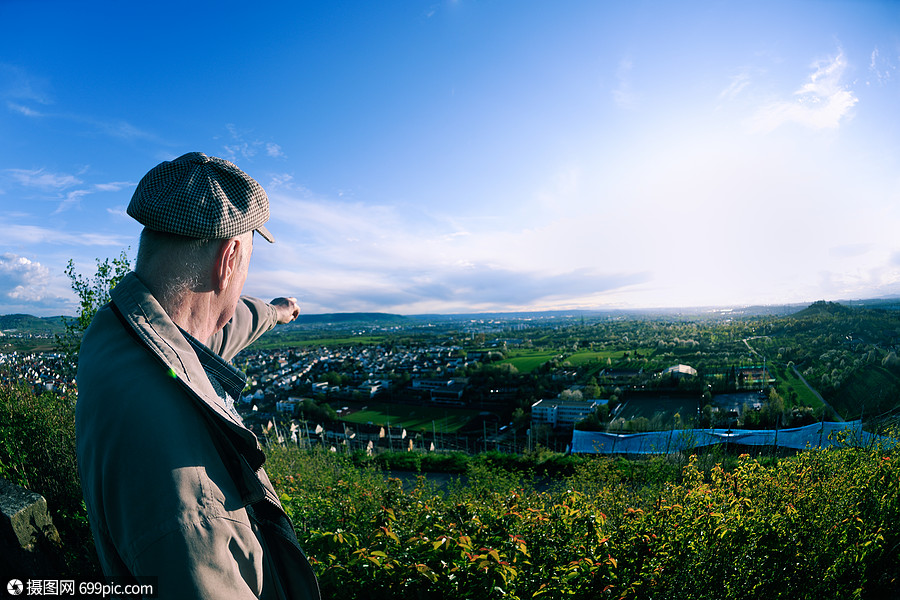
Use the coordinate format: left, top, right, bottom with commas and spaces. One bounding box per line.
499, 351, 559, 373
337, 401, 481, 434
499, 348, 655, 373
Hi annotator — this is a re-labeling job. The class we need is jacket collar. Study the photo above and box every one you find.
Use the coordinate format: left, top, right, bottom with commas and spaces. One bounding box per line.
109, 272, 265, 471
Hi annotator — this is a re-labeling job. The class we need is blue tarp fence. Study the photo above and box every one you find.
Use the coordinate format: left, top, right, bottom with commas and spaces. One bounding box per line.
570, 420, 893, 455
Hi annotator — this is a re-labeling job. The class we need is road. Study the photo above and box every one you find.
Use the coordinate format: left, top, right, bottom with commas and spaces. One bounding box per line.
743, 337, 843, 422
790, 364, 843, 422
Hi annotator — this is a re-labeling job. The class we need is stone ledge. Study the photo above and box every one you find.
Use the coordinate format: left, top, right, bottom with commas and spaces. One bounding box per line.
0, 478, 62, 579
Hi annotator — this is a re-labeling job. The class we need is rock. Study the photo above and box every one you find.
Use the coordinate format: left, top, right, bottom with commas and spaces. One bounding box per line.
0, 478, 63, 580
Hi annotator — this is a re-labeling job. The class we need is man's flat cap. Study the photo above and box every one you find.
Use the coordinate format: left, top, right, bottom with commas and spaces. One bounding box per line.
127, 152, 274, 242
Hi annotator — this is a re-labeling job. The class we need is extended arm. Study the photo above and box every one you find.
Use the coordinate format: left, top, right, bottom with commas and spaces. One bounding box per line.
207, 296, 300, 361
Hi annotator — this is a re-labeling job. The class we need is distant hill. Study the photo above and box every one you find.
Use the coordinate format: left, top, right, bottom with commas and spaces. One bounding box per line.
0, 312, 407, 334
792, 300, 852, 319
0, 314, 67, 335
286, 312, 408, 326
0, 299, 881, 334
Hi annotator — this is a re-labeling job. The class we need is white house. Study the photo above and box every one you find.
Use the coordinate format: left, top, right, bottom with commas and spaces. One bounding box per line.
663, 364, 698, 378
276, 397, 304, 414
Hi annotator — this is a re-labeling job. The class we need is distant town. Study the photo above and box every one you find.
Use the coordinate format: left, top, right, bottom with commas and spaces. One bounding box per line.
4, 298, 900, 455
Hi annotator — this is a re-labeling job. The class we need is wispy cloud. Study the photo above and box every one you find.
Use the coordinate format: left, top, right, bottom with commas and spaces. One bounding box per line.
5, 102, 158, 142
2, 63, 157, 141
52, 180, 135, 213
719, 71, 751, 101
89, 117, 157, 141
6, 168, 82, 190
7, 101, 44, 117
400, 265, 648, 310
221, 124, 286, 162
2, 63, 155, 142
751, 49, 858, 132
93, 181, 135, 192
254, 258, 649, 315
53, 189, 91, 214
267, 172, 296, 190
2, 220, 131, 247
106, 206, 129, 218
0, 63, 53, 106
868, 47, 894, 86
4, 169, 136, 212
612, 57, 637, 109
247, 189, 651, 314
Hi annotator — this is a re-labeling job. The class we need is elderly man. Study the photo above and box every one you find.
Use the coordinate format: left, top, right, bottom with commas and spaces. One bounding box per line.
76, 153, 320, 599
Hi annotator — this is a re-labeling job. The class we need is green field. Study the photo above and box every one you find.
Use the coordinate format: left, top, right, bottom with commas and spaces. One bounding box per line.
337, 401, 481, 434
499, 348, 654, 374
499, 350, 560, 373
774, 364, 823, 409
566, 348, 655, 367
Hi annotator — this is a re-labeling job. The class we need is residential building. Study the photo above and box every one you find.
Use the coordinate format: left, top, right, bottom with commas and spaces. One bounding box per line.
531, 398, 600, 428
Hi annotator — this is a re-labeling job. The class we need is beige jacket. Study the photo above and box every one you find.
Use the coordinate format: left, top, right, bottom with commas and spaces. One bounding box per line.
76, 273, 319, 599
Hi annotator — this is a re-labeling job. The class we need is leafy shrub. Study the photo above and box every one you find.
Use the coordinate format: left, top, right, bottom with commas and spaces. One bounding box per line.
360, 448, 586, 478
0, 377, 99, 577
56, 251, 131, 369
268, 441, 900, 599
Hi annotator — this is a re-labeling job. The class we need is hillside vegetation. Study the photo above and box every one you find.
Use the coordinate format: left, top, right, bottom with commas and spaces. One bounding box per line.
269, 441, 899, 599
1, 374, 899, 597
0, 314, 66, 334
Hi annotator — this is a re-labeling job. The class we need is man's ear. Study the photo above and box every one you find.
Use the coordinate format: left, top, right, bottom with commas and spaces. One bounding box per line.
214, 237, 242, 292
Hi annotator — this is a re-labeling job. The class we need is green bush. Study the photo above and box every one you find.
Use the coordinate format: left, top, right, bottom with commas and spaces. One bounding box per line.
361, 448, 586, 478
0, 377, 99, 577
4, 368, 899, 598
268, 442, 900, 599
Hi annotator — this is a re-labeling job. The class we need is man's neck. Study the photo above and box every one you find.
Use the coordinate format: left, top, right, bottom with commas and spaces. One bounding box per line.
161, 291, 220, 342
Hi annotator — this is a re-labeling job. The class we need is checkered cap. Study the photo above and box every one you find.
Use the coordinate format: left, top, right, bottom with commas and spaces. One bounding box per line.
127, 152, 274, 243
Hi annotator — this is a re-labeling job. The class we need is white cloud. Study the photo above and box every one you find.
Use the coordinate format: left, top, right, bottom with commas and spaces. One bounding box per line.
751, 50, 858, 132
0, 253, 79, 316
0, 253, 51, 302
221, 124, 285, 162
267, 173, 295, 190
6, 168, 82, 190
868, 47, 894, 86
3, 170, 136, 213
106, 206, 129, 218
7, 101, 43, 117
93, 181, 134, 192
93, 119, 155, 141
54, 189, 91, 214
719, 71, 751, 101
2, 221, 131, 247
612, 57, 636, 109
244, 188, 652, 314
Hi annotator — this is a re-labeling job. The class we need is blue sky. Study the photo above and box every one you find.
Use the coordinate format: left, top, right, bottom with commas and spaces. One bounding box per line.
2, 0, 899, 317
